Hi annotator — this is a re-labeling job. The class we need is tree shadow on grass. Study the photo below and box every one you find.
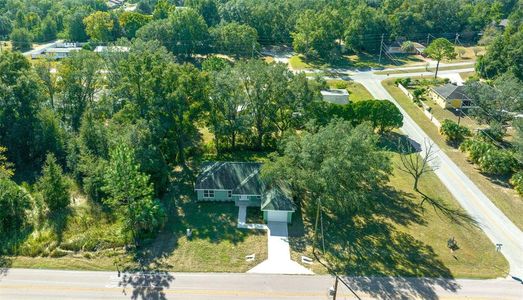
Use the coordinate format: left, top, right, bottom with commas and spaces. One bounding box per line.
323, 214, 459, 300
379, 132, 421, 154
309, 184, 461, 299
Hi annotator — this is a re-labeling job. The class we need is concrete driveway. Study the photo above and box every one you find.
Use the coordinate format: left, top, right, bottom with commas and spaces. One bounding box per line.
248, 222, 313, 274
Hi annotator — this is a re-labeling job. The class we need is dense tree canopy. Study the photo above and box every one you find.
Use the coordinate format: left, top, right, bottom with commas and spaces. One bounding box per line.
262, 120, 392, 216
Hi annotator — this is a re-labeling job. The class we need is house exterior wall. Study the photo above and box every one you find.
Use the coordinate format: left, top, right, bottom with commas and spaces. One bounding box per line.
196, 190, 232, 201
430, 90, 449, 108
233, 195, 261, 207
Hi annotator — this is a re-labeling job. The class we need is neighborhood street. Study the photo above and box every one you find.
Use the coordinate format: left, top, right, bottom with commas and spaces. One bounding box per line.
348, 66, 523, 279
1, 268, 522, 299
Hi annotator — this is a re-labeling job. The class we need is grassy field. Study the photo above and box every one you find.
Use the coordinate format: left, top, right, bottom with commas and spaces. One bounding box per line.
289, 53, 425, 71
326, 79, 374, 102
290, 134, 508, 278
382, 78, 523, 230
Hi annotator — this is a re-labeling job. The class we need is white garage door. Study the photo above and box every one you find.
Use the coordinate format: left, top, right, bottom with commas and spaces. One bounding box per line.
267, 211, 288, 222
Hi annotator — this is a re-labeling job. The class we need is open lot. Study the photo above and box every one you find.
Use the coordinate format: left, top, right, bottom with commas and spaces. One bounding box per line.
382, 78, 523, 231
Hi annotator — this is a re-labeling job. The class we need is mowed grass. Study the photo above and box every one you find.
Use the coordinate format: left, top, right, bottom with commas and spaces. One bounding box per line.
289, 53, 425, 71
382, 78, 523, 230
290, 140, 508, 278
449, 46, 485, 62
326, 79, 374, 102
374, 63, 475, 75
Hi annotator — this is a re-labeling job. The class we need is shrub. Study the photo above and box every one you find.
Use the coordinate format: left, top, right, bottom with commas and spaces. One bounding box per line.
0, 177, 32, 234
412, 87, 426, 101
395, 77, 411, 87
440, 119, 471, 146
477, 122, 506, 142
460, 139, 496, 164
510, 172, 523, 196
478, 150, 515, 175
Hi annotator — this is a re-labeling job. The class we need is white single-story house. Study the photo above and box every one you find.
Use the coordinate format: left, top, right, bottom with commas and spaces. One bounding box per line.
30, 42, 83, 59
430, 83, 472, 109
195, 162, 296, 223
321, 89, 349, 104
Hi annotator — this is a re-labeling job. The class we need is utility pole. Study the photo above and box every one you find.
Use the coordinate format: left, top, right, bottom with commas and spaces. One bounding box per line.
378, 33, 384, 64
426, 33, 430, 46
332, 276, 339, 300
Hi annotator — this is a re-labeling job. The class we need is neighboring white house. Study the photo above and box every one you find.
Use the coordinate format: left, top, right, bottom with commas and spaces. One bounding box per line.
30, 42, 83, 59
321, 89, 349, 104
94, 46, 130, 53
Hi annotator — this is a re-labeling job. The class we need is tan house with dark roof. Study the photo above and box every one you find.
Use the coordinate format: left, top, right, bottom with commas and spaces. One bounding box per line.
430, 83, 472, 109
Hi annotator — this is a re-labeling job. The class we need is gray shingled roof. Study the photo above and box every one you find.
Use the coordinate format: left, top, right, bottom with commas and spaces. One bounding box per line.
432, 84, 470, 100
261, 184, 296, 212
195, 162, 296, 211
195, 162, 263, 195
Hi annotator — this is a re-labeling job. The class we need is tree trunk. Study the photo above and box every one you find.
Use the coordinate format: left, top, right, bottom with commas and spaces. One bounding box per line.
231, 132, 236, 149
413, 176, 420, 193
434, 60, 440, 79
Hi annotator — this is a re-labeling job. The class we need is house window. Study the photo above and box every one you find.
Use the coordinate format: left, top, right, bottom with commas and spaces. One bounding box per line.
203, 190, 214, 198
228, 190, 232, 198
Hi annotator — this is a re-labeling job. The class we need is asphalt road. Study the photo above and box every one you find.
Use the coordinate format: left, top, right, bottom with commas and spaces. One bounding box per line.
1, 268, 522, 299
350, 67, 523, 279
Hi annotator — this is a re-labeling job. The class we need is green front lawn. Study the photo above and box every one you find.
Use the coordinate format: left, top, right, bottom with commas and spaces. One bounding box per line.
374, 63, 475, 75
382, 78, 523, 230
290, 53, 425, 71
326, 79, 374, 102
290, 134, 508, 278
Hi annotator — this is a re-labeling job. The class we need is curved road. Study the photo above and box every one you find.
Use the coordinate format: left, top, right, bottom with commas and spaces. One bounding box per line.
350, 68, 523, 279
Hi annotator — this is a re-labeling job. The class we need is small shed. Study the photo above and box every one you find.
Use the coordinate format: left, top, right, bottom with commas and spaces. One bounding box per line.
321, 89, 349, 105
